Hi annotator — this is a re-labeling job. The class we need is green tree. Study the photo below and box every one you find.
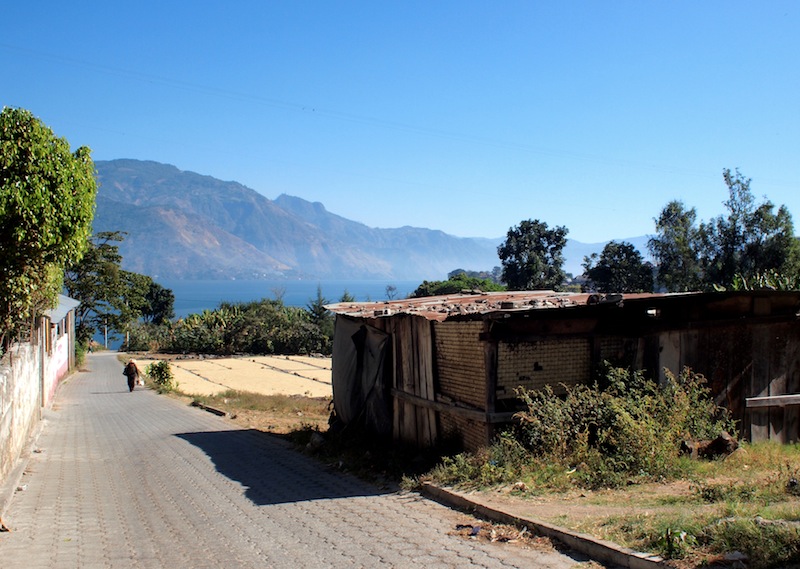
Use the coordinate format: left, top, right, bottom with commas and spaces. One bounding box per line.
498, 219, 568, 290
64, 232, 125, 344
447, 267, 503, 284
64, 231, 174, 344
699, 169, 800, 288
112, 270, 153, 335
648, 201, 703, 292
143, 281, 175, 325
411, 273, 506, 298
306, 285, 333, 340
649, 170, 800, 291
339, 289, 356, 303
0, 107, 97, 342
582, 241, 654, 293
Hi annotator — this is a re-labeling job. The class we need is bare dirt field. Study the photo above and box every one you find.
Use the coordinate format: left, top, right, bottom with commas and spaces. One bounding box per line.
131, 354, 333, 398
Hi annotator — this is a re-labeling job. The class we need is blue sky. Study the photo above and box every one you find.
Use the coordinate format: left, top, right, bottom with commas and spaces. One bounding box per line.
3, 2, 798, 243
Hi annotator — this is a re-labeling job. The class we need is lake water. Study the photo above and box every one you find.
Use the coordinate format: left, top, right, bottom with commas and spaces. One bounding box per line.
159, 279, 421, 318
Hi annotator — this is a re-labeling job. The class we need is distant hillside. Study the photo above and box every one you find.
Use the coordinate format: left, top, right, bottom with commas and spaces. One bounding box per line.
93, 160, 500, 280
93, 159, 650, 281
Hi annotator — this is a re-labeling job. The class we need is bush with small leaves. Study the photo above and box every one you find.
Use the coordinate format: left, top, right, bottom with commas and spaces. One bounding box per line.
146, 360, 176, 393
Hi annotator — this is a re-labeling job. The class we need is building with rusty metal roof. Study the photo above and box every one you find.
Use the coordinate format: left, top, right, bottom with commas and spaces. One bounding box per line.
327, 290, 800, 451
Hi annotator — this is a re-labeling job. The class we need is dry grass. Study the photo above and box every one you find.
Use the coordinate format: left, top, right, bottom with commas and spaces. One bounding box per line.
466, 443, 800, 568
190, 389, 331, 434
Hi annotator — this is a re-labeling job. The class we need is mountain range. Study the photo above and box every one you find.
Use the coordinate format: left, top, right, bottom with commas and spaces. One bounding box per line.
92, 159, 648, 281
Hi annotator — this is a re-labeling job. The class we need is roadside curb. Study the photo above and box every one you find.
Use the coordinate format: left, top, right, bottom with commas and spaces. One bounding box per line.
420, 482, 665, 569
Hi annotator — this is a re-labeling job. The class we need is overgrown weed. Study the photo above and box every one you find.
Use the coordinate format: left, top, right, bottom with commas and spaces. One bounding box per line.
421, 365, 800, 566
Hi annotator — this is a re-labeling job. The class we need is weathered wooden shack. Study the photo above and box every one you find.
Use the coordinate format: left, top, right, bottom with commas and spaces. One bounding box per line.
327, 290, 800, 451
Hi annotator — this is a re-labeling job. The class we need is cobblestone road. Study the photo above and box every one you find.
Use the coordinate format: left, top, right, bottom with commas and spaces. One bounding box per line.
0, 352, 587, 568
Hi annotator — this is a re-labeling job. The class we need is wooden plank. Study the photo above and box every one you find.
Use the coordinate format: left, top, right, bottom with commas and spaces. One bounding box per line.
389, 319, 404, 444
415, 317, 437, 446
408, 317, 429, 447
392, 388, 487, 422
769, 325, 789, 442
659, 331, 681, 385
786, 326, 800, 443
414, 318, 429, 447
746, 394, 800, 408
680, 330, 699, 375
397, 316, 419, 446
750, 327, 771, 442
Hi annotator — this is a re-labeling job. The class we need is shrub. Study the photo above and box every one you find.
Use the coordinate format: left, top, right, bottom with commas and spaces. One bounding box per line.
427, 432, 534, 489
146, 360, 176, 393
513, 365, 737, 489
134, 299, 333, 356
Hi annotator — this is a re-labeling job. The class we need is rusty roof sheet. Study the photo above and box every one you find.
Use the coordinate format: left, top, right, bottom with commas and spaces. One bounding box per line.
325, 290, 671, 322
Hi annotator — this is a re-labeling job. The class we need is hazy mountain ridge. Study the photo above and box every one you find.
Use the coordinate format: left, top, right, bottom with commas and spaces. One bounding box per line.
93, 160, 500, 280
93, 159, 649, 281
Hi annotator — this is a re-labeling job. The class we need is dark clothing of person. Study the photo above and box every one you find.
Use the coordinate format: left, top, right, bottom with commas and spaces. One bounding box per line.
123, 362, 139, 392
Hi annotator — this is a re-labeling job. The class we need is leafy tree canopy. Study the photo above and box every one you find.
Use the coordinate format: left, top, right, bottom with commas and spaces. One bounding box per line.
447, 267, 503, 284
648, 201, 703, 292
143, 281, 175, 325
64, 231, 174, 344
126, 298, 331, 355
306, 285, 333, 339
699, 169, 800, 287
411, 273, 506, 298
649, 169, 800, 291
0, 107, 97, 341
582, 241, 654, 293
497, 219, 568, 291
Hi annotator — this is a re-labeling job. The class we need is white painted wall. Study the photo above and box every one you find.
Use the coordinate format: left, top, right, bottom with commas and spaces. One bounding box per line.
0, 343, 41, 486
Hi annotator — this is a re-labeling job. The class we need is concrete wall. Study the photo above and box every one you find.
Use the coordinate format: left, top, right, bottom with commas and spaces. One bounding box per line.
44, 332, 70, 407
0, 343, 42, 486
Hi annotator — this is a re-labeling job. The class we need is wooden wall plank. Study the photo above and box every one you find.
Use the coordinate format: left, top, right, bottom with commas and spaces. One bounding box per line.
750, 327, 771, 442
659, 331, 681, 385
769, 325, 789, 442
785, 325, 800, 443
415, 317, 437, 446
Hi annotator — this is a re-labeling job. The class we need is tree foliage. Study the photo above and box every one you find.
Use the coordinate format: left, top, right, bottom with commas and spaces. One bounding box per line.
143, 281, 175, 325
447, 267, 503, 284
700, 169, 799, 287
64, 231, 174, 344
582, 241, 654, 293
0, 107, 97, 341
648, 201, 703, 292
498, 219, 568, 291
411, 273, 506, 298
649, 169, 800, 291
125, 299, 331, 355
306, 285, 333, 339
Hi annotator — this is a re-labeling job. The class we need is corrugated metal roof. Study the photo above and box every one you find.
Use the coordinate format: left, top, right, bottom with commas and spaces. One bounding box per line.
326, 290, 670, 322
45, 294, 81, 323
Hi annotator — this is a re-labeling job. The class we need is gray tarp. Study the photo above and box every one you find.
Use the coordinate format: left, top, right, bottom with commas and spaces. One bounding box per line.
331, 315, 391, 436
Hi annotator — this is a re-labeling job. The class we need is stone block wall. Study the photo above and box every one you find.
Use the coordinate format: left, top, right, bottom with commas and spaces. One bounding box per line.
0, 343, 41, 487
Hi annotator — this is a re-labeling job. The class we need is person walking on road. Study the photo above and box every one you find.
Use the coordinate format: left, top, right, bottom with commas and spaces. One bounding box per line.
122, 359, 141, 392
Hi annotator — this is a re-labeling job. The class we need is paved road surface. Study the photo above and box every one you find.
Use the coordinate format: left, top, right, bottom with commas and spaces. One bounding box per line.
0, 352, 587, 568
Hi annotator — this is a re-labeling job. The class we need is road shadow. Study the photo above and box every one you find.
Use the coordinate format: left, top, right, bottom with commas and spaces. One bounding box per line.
176, 429, 388, 506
